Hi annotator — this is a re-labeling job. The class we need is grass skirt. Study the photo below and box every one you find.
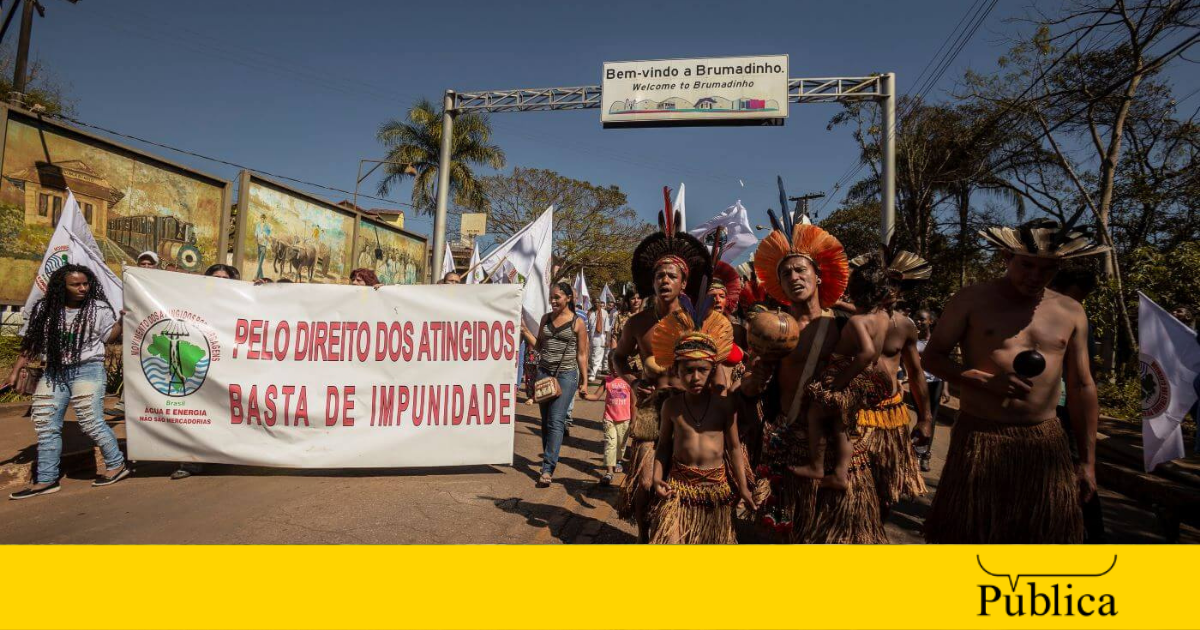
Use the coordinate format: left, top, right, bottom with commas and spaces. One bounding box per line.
859, 393, 927, 506
618, 439, 655, 520
649, 464, 737, 544
923, 414, 1084, 544
754, 417, 887, 544
802, 435, 889, 544
806, 354, 893, 430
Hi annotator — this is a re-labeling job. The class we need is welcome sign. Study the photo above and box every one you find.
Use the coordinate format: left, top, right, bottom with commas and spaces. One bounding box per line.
122, 268, 521, 468
601, 55, 789, 126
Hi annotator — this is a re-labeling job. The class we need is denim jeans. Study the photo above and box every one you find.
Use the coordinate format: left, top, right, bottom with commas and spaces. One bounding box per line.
537, 368, 578, 476
916, 380, 944, 461
31, 361, 124, 483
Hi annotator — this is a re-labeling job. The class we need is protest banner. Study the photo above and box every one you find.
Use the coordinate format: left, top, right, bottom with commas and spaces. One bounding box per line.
122, 268, 521, 468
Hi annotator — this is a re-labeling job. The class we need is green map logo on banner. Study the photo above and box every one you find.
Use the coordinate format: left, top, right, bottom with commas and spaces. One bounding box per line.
137, 316, 214, 397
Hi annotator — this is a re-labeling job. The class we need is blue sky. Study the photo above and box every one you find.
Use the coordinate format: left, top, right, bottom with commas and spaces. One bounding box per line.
19, 0, 1197, 254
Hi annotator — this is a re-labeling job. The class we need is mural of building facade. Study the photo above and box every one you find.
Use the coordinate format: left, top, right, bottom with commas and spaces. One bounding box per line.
353, 217, 426, 285
0, 109, 228, 304
237, 174, 355, 283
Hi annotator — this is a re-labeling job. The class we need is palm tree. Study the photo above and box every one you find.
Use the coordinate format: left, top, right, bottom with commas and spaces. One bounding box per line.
376, 98, 506, 215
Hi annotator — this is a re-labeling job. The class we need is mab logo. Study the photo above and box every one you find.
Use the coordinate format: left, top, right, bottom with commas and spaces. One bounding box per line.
977, 555, 1118, 617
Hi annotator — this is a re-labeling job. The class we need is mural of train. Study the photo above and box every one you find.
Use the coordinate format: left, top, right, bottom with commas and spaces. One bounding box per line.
107, 214, 203, 271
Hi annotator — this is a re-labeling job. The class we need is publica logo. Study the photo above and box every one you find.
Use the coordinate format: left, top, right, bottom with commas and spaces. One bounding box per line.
134, 312, 219, 397
977, 555, 1117, 617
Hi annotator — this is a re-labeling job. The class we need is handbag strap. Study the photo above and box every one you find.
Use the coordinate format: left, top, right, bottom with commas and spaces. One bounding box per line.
544, 315, 574, 376
781, 311, 833, 428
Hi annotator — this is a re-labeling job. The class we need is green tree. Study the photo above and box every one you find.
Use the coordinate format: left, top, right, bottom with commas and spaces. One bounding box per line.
478, 167, 650, 295
376, 98, 506, 215
0, 46, 76, 116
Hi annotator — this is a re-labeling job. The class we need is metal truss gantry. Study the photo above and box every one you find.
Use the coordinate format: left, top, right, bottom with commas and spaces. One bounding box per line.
431, 75, 895, 280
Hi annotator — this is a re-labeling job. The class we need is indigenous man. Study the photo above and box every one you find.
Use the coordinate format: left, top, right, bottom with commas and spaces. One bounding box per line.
740, 221, 887, 543
922, 218, 1105, 544
647, 297, 755, 544
849, 248, 935, 518
612, 191, 711, 543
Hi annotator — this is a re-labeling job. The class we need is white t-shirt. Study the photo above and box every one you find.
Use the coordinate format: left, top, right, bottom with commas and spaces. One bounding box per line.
915, 338, 941, 384
57, 304, 117, 365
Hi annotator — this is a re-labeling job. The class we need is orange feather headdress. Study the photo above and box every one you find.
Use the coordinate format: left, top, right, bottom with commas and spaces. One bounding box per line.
647, 307, 733, 374
709, 261, 743, 315
753, 224, 849, 309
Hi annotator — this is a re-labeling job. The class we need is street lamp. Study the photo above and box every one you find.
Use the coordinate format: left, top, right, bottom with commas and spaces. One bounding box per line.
351, 159, 416, 217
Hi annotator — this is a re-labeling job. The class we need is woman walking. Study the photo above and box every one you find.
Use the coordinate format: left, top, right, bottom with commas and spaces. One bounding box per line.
521, 282, 589, 487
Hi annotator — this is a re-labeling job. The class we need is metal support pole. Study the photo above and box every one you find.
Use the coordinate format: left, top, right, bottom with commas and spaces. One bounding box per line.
432, 90, 455, 284
12, 0, 35, 96
880, 72, 896, 244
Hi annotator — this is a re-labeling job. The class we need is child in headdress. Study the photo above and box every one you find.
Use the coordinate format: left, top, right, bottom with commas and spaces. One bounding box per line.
647, 298, 756, 544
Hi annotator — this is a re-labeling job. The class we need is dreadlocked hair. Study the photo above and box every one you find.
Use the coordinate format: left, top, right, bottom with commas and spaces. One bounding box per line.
845, 253, 892, 313
21, 264, 115, 384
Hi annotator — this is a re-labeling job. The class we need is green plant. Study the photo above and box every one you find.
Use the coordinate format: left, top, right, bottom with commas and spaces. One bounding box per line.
1097, 375, 1140, 423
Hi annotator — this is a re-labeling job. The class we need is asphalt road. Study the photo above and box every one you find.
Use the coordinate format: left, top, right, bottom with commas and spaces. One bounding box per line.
0, 395, 1193, 544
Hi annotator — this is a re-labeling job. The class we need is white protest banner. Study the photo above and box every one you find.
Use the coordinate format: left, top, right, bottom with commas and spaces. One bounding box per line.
122, 268, 521, 468
1139, 293, 1200, 472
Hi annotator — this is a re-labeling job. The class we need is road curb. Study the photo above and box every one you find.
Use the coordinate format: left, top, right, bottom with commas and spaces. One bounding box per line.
0, 446, 101, 489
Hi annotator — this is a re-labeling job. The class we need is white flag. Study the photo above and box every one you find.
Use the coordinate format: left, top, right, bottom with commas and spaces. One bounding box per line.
688, 200, 760, 263
465, 241, 485, 284
1139, 293, 1200, 472
573, 269, 592, 315
673, 183, 686, 232
22, 190, 122, 330
477, 206, 553, 331
441, 242, 456, 278
598, 283, 614, 305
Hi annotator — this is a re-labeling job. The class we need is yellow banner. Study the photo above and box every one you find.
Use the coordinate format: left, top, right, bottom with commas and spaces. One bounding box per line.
1, 544, 1191, 629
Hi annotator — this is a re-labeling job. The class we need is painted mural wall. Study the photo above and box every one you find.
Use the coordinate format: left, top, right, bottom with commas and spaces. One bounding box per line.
238, 178, 355, 283
0, 113, 227, 304
353, 217, 426, 285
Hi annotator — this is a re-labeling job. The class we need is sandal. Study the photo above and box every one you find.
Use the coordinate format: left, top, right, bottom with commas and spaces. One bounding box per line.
536, 473, 552, 487
600, 473, 614, 486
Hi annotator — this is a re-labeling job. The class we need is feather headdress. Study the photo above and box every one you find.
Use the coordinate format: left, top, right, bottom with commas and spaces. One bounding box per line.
979, 214, 1109, 260
647, 293, 734, 372
631, 186, 712, 299
849, 234, 933, 285
753, 223, 849, 309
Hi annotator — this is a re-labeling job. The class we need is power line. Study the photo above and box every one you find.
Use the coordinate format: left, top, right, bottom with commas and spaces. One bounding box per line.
52, 113, 417, 209
816, 0, 998, 215
71, 3, 767, 193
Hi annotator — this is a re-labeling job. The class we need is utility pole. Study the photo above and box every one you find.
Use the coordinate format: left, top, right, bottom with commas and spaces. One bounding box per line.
11, 0, 36, 98
788, 192, 825, 223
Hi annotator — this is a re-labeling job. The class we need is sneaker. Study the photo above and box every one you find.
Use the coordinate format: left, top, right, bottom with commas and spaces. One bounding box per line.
92, 464, 131, 487
170, 468, 192, 480
10, 482, 61, 500
919, 456, 932, 473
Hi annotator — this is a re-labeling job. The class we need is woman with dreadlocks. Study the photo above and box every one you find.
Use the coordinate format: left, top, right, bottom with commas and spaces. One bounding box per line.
6, 264, 129, 499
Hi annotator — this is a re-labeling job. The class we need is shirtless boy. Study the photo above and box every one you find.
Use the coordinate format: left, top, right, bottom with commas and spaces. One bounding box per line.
647, 306, 754, 543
